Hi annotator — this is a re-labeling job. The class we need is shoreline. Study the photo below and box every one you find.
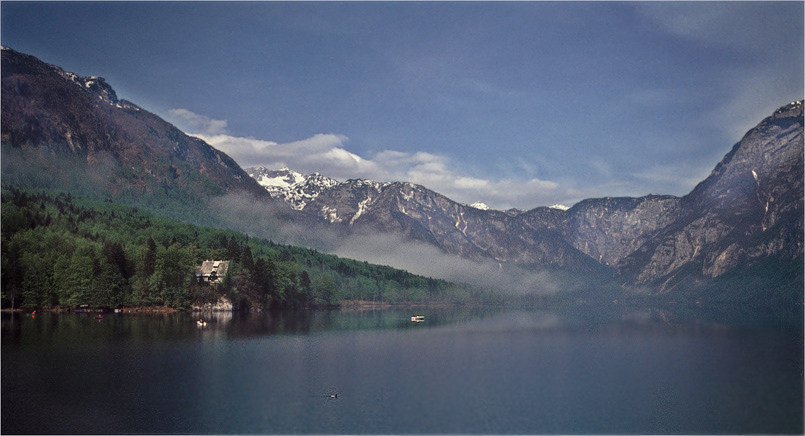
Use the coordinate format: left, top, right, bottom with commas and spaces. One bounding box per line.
2, 300, 468, 314
1, 306, 178, 314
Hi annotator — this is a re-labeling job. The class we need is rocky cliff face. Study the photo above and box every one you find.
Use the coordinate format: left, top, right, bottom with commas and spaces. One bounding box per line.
616, 101, 803, 291
560, 195, 683, 268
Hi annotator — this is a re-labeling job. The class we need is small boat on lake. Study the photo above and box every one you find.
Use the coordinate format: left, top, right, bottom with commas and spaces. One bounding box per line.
411, 315, 425, 322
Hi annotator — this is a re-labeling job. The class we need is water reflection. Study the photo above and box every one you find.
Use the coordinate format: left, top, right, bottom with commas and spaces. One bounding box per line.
193, 305, 508, 340
3, 303, 799, 347
1, 306, 501, 346
2, 303, 802, 435
193, 310, 234, 326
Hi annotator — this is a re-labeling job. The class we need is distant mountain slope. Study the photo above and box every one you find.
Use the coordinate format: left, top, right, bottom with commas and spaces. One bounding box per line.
1, 46, 269, 204
248, 102, 803, 294
245, 167, 338, 210
248, 167, 608, 272
615, 101, 804, 292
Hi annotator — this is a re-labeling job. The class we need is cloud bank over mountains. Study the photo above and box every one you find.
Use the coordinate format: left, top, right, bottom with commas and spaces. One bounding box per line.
167, 108, 581, 210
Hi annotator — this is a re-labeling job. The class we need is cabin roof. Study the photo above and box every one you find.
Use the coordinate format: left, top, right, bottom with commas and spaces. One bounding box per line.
195, 260, 230, 277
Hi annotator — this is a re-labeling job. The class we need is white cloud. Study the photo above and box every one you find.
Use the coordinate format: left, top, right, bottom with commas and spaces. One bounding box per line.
195, 131, 362, 175
167, 108, 229, 136
170, 108, 581, 210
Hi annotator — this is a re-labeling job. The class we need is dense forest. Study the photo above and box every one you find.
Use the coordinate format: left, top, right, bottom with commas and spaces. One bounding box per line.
1, 187, 496, 311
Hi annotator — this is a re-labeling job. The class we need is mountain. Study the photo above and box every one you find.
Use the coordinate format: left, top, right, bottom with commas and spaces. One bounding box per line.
2, 47, 801, 299
245, 167, 338, 210
247, 168, 609, 272
250, 169, 679, 275
615, 102, 804, 292
1, 46, 269, 208
248, 102, 803, 295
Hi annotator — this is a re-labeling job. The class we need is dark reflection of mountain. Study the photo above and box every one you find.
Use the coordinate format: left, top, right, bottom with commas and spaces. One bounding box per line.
3, 303, 799, 347
0, 306, 506, 345
559, 302, 803, 331
200, 306, 507, 339
1, 311, 197, 347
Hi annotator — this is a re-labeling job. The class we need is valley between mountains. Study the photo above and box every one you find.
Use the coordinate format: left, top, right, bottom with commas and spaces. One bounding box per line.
2, 46, 802, 307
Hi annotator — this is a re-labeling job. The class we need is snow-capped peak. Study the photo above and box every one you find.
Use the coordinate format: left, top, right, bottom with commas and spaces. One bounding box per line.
245, 167, 339, 210
549, 204, 570, 211
470, 201, 490, 210
253, 167, 307, 189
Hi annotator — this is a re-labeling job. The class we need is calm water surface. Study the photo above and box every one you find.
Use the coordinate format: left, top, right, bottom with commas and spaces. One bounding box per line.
2, 305, 802, 434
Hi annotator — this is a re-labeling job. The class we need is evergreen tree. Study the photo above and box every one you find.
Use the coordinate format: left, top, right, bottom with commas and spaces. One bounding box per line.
241, 245, 255, 272
102, 241, 129, 280
226, 236, 241, 262
299, 270, 312, 295
149, 243, 192, 307
20, 252, 53, 308
59, 244, 97, 307
144, 236, 157, 277
251, 257, 277, 306
312, 273, 337, 306
1, 241, 23, 310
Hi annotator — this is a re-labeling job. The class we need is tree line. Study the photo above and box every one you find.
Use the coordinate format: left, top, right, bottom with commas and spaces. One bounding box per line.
1, 187, 492, 310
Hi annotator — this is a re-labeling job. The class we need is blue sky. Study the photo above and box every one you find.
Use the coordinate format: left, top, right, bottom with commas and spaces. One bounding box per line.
2, 1, 802, 209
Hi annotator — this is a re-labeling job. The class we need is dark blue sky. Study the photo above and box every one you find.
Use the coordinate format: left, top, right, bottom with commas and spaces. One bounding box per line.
2, 1, 802, 209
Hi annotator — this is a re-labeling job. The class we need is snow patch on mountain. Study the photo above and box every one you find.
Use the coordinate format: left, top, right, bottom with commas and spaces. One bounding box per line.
470, 201, 490, 210
351, 197, 373, 225
549, 204, 570, 211
255, 167, 307, 189
245, 167, 339, 210
54, 69, 118, 103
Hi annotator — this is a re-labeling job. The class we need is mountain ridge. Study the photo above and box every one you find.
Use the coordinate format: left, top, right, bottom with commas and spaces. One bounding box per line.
616, 100, 804, 291
1, 46, 270, 204
2, 47, 801, 299
246, 102, 803, 294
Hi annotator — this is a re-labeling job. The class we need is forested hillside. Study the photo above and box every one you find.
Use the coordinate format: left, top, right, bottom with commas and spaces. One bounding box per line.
1, 187, 490, 310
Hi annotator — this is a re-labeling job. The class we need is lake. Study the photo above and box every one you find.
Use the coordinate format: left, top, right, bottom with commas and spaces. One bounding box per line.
2, 304, 802, 434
